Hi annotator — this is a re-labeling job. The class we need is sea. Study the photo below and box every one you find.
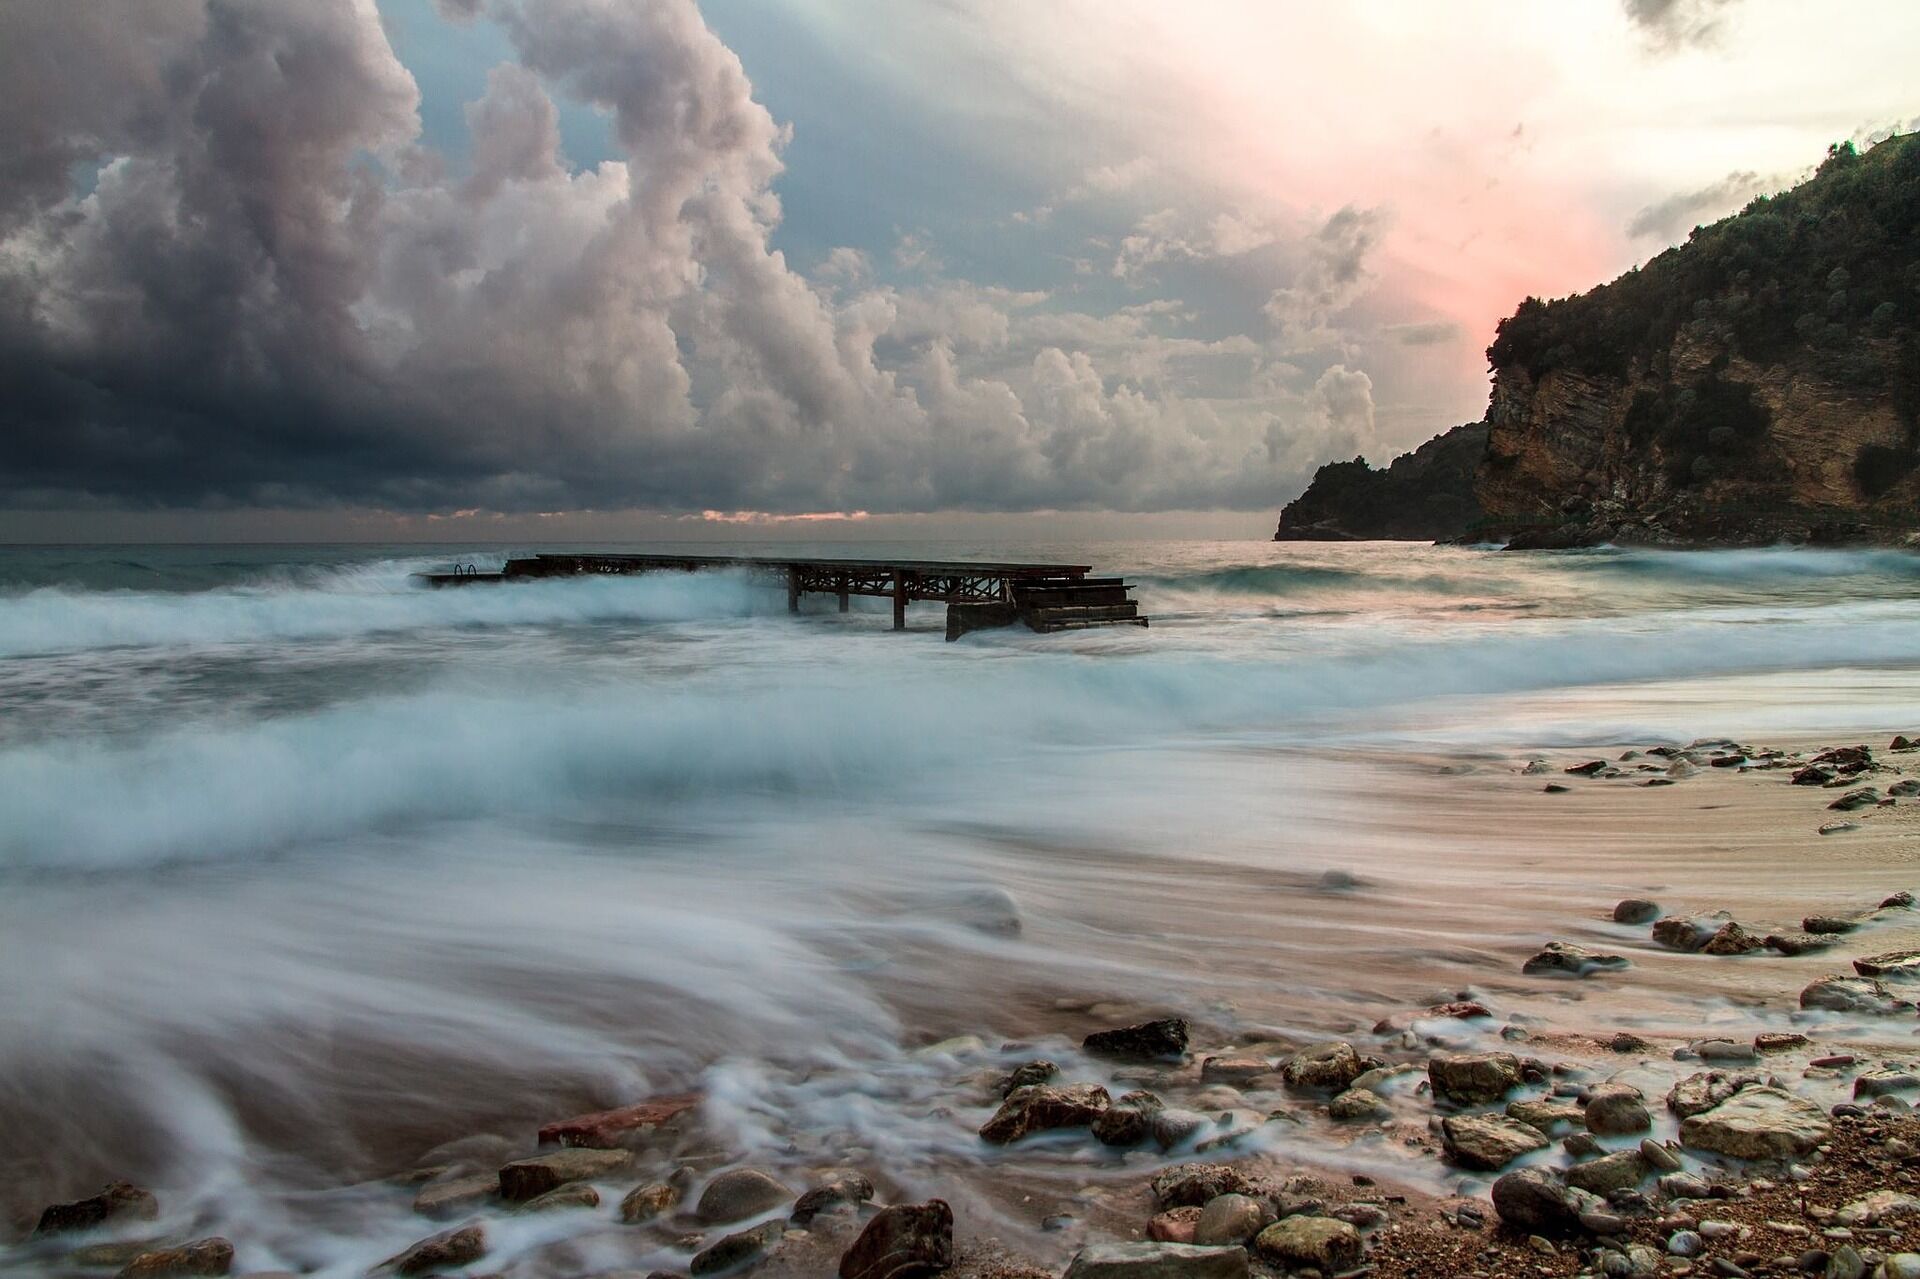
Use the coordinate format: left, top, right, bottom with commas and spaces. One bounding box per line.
6, 539, 1920, 1271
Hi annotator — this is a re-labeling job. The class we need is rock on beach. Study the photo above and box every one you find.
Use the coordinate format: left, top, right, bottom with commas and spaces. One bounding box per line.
1679, 1087, 1832, 1159
1441, 1113, 1550, 1169
1523, 941, 1629, 976
980, 1083, 1110, 1144
536, 1092, 700, 1148
497, 1147, 633, 1202
1063, 1242, 1249, 1279
35, 1182, 159, 1236
1083, 1018, 1189, 1061
1429, 1051, 1523, 1105
838, 1200, 954, 1279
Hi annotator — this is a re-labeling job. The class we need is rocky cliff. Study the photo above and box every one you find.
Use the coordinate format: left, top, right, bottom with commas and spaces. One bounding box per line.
1476, 133, 1920, 547
1273, 421, 1487, 541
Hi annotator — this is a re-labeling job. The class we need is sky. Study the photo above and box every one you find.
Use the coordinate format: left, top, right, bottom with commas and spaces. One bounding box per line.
1, 0, 1917, 542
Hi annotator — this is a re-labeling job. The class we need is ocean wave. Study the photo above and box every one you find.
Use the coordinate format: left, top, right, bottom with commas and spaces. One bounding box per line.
0, 561, 776, 657
10, 596, 1920, 872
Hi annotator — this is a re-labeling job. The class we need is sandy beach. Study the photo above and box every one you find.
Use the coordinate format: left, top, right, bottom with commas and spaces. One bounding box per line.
13, 727, 1920, 1279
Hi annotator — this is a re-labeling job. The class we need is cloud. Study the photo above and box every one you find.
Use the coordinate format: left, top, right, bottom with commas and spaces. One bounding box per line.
1621, 0, 1741, 50
1381, 321, 1462, 346
0, 0, 1383, 515
1626, 168, 1784, 240
1262, 205, 1388, 347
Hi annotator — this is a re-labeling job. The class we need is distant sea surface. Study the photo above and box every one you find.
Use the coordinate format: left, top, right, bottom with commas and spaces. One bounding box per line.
7, 538, 1920, 1265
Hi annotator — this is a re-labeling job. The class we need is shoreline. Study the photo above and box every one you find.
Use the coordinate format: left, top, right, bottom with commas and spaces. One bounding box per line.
12, 734, 1920, 1278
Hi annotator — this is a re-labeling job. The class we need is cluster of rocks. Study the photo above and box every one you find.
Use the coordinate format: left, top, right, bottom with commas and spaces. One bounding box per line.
21, 1121, 949, 1279
1537, 740, 1920, 820
1598, 888, 1920, 978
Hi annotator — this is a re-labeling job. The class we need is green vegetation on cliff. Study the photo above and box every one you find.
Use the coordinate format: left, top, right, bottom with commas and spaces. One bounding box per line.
1487, 134, 1920, 496
1273, 422, 1487, 541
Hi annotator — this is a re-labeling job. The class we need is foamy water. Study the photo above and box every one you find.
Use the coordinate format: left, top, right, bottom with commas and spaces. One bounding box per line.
6, 539, 1920, 1272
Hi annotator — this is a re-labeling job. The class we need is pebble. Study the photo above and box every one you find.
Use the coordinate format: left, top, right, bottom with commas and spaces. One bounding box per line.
35, 1183, 160, 1237
1641, 1138, 1683, 1171
839, 1201, 955, 1279
1670, 1229, 1705, 1257
695, 1168, 793, 1223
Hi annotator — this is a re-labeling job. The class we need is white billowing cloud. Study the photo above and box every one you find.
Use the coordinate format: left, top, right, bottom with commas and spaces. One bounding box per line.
0, 0, 1370, 513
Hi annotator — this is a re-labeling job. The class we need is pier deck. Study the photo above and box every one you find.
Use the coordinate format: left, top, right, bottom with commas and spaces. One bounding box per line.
417, 552, 1149, 638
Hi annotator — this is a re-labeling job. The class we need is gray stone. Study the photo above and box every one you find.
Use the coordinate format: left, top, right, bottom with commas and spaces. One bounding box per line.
1701, 922, 1765, 955
621, 1181, 682, 1223
1523, 941, 1630, 976
516, 1183, 599, 1213
498, 1148, 633, 1203
1429, 1051, 1523, 1105
35, 1183, 160, 1237
1092, 1092, 1164, 1147
1441, 1114, 1550, 1170
691, 1221, 785, 1277
979, 1082, 1110, 1144
696, 1168, 792, 1224
1491, 1168, 1580, 1235
1855, 950, 1920, 981
837, 1200, 953, 1279
999, 1060, 1058, 1095
1853, 1069, 1919, 1098
1614, 899, 1661, 924
1199, 1057, 1272, 1085
1192, 1195, 1272, 1247
115, 1241, 234, 1279
1252, 1218, 1362, 1273
791, 1171, 873, 1226
1659, 1171, 1712, 1199
1280, 1041, 1363, 1093
1693, 1038, 1761, 1063
1668, 1229, 1704, 1257
1507, 1098, 1584, 1132
1803, 916, 1860, 934
1062, 1242, 1249, 1279
1679, 1087, 1832, 1159
379, 1226, 485, 1277
1801, 975, 1911, 1014
1083, 1019, 1189, 1061
1640, 1139, 1682, 1172
1150, 1164, 1255, 1209
1566, 1150, 1649, 1196
1329, 1087, 1389, 1121
1586, 1087, 1652, 1135
1150, 1108, 1213, 1150
412, 1175, 497, 1219
1835, 1189, 1920, 1227
1667, 1071, 1759, 1118
1652, 916, 1714, 952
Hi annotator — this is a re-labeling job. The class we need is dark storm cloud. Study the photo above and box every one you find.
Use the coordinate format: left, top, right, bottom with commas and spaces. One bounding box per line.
0, 0, 1357, 515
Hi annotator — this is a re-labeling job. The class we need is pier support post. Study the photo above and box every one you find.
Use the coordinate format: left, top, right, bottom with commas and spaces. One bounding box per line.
787, 569, 800, 614
837, 575, 849, 612
892, 572, 907, 630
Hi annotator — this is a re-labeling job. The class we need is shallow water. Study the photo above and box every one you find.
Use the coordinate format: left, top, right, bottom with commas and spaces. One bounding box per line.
7, 539, 1920, 1270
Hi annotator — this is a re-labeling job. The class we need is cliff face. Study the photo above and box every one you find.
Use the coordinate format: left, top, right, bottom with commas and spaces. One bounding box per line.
1274, 421, 1487, 541
1476, 133, 1920, 547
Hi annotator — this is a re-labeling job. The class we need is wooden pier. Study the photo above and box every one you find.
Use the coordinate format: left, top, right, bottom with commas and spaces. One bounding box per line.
417, 552, 1149, 639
